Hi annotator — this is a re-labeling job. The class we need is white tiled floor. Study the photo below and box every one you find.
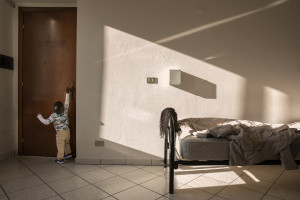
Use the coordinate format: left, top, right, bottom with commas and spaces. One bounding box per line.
0, 157, 300, 200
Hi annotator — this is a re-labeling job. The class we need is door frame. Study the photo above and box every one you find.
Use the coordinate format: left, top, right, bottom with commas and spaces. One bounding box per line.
18, 7, 77, 155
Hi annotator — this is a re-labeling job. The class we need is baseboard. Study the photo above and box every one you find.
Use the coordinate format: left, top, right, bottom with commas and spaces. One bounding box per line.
126, 159, 151, 165
75, 157, 164, 166
75, 157, 100, 165
101, 159, 126, 165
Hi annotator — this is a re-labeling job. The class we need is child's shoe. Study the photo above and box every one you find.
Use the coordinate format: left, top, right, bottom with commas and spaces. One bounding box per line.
55, 159, 64, 164
64, 153, 73, 159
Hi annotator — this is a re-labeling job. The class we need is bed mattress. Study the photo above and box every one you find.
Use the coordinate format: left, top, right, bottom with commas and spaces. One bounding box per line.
180, 135, 300, 161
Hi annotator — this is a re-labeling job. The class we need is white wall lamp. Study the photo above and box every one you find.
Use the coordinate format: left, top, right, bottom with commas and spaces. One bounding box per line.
170, 69, 181, 86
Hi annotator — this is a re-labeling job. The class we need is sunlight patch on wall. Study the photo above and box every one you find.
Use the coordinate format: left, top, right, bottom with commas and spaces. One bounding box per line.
263, 86, 289, 123
99, 26, 247, 157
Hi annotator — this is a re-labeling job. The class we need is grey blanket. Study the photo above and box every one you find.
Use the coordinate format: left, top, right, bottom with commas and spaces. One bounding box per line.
179, 118, 299, 170
208, 123, 298, 170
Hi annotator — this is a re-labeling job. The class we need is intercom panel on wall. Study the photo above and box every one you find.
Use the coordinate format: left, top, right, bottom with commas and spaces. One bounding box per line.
0, 54, 13, 70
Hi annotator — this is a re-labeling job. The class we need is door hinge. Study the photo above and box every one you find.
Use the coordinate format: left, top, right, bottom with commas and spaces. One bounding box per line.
22, 82, 23, 87
22, 24, 24, 29
22, 138, 24, 143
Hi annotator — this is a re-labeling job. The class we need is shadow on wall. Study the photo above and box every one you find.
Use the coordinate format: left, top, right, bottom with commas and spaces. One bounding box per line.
98, 0, 300, 122
172, 71, 216, 99
77, 0, 300, 159
91, 0, 300, 125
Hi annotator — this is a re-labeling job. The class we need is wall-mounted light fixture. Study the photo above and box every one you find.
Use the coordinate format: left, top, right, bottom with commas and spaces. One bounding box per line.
170, 69, 181, 86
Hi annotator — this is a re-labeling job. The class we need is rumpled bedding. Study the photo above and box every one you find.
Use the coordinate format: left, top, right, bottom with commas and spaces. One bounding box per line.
179, 118, 299, 170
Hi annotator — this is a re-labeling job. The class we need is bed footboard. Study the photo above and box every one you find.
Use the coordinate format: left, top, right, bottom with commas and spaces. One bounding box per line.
163, 117, 177, 194
165, 117, 229, 194
169, 117, 176, 194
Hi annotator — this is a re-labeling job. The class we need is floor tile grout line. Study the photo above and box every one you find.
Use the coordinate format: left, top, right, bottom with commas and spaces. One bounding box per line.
211, 167, 252, 198
226, 183, 269, 196
40, 161, 105, 184
17, 158, 278, 199
0, 162, 56, 195
135, 179, 169, 197
112, 182, 164, 198
87, 165, 168, 197
112, 168, 209, 198
247, 166, 286, 184
156, 195, 170, 200
208, 195, 230, 200
75, 164, 288, 200
259, 169, 286, 200
25, 159, 261, 198
99, 165, 159, 182
100, 166, 142, 176
0, 184, 11, 200
264, 194, 285, 200
43, 195, 64, 200
152, 165, 239, 197
0, 173, 36, 185
8, 158, 289, 200
139, 167, 171, 177
13, 157, 162, 197
205, 166, 287, 200
1, 182, 46, 196
179, 182, 218, 197
16, 157, 64, 200
228, 174, 284, 197
97, 168, 162, 196
99, 164, 164, 174
35, 170, 75, 184
61, 168, 101, 176
218, 167, 282, 196
102, 184, 138, 197
57, 161, 114, 199
264, 170, 300, 191
58, 184, 102, 196
96, 166, 167, 197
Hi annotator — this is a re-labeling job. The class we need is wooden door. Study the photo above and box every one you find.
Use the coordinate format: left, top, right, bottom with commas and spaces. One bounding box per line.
20, 8, 76, 157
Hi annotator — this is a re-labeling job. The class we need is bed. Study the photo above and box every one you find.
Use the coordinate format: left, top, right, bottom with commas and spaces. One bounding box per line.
160, 108, 300, 194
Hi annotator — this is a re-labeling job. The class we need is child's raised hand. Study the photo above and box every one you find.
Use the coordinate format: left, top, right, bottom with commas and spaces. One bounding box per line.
37, 113, 42, 120
66, 87, 70, 93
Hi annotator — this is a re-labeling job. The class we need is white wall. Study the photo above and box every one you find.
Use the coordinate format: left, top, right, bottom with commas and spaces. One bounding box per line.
0, 0, 14, 160
8, 0, 300, 161
77, 0, 300, 160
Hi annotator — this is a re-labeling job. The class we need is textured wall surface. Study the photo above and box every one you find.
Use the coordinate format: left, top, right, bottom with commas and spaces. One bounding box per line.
77, 0, 300, 159
0, 0, 14, 160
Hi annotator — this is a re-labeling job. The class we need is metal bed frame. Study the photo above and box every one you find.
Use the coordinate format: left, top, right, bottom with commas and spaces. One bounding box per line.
163, 117, 228, 194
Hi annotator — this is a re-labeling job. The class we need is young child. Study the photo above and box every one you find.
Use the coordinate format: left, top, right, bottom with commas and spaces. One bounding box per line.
37, 87, 72, 164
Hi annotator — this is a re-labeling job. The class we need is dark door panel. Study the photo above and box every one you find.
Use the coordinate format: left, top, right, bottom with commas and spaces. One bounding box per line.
22, 8, 76, 156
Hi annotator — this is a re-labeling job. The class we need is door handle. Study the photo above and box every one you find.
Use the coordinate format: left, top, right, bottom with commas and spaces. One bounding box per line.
69, 81, 75, 100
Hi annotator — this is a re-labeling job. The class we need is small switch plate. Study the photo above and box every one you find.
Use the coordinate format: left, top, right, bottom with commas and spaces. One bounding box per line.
147, 77, 158, 84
